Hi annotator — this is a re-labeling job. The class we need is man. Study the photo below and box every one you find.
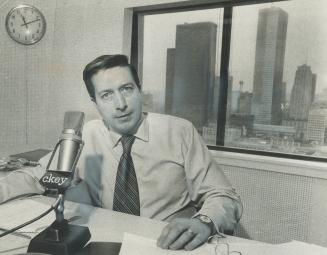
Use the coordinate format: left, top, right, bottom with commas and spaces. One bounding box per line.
0, 54, 242, 250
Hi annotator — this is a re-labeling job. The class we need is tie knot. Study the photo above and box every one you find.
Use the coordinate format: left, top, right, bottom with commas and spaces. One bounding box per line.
121, 135, 135, 153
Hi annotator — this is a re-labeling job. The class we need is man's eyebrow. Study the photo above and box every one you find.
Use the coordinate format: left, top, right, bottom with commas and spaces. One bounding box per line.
119, 82, 134, 88
98, 88, 113, 94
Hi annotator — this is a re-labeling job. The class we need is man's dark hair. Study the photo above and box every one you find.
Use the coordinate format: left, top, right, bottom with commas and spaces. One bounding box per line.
83, 54, 141, 101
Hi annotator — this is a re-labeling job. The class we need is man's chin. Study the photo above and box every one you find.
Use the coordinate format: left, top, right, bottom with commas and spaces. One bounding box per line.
112, 123, 135, 135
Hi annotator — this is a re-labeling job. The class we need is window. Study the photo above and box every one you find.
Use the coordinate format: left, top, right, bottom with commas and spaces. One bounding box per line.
131, 0, 327, 161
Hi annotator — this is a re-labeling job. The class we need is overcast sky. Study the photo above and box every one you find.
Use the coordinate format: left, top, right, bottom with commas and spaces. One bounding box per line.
142, 0, 327, 110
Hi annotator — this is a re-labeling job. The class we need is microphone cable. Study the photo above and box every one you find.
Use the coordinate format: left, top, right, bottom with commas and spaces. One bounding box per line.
0, 196, 61, 238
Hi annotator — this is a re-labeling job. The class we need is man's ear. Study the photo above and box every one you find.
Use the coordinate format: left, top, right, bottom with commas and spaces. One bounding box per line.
91, 98, 98, 109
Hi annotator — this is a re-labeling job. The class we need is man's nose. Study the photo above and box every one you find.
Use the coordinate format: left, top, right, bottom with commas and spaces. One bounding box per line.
114, 92, 127, 111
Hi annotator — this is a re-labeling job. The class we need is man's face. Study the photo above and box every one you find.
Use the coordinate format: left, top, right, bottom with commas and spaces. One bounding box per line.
91, 66, 143, 135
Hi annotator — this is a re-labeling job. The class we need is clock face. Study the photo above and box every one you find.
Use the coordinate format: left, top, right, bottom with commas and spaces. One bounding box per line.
5, 5, 46, 45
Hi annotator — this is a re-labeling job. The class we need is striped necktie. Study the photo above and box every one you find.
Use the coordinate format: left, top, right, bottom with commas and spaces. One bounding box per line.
113, 135, 140, 215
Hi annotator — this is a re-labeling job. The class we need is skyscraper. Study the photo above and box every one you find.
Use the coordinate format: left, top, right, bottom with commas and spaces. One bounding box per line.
169, 22, 217, 133
251, 7, 288, 125
289, 64, 316, 120
238, 91, 253, 115
306, 108, 327, 144
165, 48, 175, 115
211, 76, 233, 123
284, 64, 316, 140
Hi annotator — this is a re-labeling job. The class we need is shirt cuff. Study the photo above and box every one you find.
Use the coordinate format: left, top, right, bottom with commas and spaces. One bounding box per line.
194, 195, 243, 235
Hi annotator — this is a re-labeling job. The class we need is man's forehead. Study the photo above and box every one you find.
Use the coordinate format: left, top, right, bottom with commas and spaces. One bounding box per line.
91, 66, 134, 89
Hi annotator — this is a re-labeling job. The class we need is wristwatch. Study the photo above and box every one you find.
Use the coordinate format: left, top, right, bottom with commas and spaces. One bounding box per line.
195, 214, 216, 235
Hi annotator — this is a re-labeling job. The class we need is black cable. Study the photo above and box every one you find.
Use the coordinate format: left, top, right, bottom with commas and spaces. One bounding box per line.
0, 197, 60, 238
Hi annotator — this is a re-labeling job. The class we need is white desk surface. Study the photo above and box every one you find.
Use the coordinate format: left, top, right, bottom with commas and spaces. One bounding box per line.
0, 196, 255, 254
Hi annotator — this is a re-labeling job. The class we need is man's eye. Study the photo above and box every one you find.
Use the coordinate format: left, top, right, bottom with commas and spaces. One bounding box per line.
101, 91, 113, 99
122, 86, 134, 92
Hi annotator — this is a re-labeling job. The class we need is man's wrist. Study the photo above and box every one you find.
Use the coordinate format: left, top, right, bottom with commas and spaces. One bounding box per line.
195, 214, 216, 235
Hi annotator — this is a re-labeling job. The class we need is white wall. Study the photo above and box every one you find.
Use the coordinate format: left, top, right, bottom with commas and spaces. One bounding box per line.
213, 150, 327, 246
0, 0, 186, 157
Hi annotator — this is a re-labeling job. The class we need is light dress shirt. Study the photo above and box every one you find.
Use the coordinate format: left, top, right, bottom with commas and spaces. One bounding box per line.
0, 112, 242, 233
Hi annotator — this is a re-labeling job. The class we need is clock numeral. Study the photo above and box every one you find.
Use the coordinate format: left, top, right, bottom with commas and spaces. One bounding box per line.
12, 29, 15, 33
37, 30, 40, 34
18, 33, 21, 38
25, 36, 27, 41
11, 15, 15, 19
10, 22, 13, 27
32, 34, 35, 39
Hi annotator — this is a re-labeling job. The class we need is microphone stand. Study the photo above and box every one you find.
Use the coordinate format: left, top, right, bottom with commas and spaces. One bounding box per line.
27, 193, 91, 255
27, 138, 91, 255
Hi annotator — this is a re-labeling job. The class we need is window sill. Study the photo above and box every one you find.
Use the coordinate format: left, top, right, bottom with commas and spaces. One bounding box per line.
210, 150, 327, 180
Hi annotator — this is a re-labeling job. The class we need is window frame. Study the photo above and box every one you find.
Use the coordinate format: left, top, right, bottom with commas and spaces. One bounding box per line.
129, 0, 327, 163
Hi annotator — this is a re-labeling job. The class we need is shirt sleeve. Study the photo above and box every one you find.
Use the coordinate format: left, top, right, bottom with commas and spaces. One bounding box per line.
0, 152, 54, 204
183, 124, 243, 233
0, 165, 45, 204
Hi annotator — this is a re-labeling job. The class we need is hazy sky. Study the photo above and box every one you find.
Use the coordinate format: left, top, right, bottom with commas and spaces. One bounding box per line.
142, 0, 327, 111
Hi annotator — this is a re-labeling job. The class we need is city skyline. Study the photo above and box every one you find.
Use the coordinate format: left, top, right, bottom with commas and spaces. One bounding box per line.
142, 0, 327, 111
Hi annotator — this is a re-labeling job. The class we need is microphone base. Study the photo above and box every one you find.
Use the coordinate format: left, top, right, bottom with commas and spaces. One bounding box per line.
27, 220, 91, 255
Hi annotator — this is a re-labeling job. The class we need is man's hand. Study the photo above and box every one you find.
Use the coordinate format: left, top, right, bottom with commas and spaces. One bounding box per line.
157, 218, 211, 251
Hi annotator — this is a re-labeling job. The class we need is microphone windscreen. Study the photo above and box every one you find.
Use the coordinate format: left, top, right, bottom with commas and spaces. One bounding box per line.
63, 111, 85, 133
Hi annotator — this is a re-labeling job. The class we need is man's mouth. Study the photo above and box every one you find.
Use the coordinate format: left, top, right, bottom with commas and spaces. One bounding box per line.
116, 112, 132, 119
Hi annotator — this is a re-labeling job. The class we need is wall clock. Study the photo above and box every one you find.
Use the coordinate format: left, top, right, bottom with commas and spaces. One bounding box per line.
5, 5, 46, 45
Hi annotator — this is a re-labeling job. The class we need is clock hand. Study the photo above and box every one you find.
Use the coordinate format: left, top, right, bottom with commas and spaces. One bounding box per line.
20, 14, 28, 29
21, 19, 41, 26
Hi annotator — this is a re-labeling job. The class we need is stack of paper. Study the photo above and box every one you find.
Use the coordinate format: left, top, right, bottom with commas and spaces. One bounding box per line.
119, 233, 327, 255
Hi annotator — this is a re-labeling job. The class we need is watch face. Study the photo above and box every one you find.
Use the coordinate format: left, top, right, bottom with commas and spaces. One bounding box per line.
5, 5, 46, 45
198, 214, 212, 223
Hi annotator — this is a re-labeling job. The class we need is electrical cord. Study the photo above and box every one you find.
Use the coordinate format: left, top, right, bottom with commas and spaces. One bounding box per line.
0, 196, 61, 238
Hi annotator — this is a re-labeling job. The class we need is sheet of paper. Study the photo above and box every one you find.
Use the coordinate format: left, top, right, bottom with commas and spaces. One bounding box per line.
119, 232, 215, 255
275, 240, 327, 255
0, 198, 56, 233
229, 241, 327, 255
119, 233, 327, 255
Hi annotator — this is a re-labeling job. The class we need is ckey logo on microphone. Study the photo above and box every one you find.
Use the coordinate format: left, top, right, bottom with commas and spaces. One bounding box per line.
40, 171, 72, 190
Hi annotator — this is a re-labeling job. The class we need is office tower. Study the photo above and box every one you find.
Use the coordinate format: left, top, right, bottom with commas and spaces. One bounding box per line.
230, 89, 240, 114
311, 74, 317, 103
165, 48, 175, 115
212, 76, 233, 122
238, 91, 253, 115
281, 81, 286, 108
229, 113, 254, 136
289, 64, 316, 120
170, 22, 217, 133
251, 7, 288, 125
306, 109, 327, 144
284, 65, 316, 140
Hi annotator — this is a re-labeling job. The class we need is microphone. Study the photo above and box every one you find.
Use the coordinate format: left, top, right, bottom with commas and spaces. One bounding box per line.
28, 111, 91, 255
40, 111, 85, 192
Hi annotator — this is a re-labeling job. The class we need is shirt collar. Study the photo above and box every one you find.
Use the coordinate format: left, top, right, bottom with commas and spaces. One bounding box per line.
106, 112, 149, 148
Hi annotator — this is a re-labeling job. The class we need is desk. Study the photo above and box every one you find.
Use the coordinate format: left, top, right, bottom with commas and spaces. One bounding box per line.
0, 196, 254, 254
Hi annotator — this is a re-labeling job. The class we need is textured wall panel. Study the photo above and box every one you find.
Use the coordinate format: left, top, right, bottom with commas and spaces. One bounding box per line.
221, 165, 315, 244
